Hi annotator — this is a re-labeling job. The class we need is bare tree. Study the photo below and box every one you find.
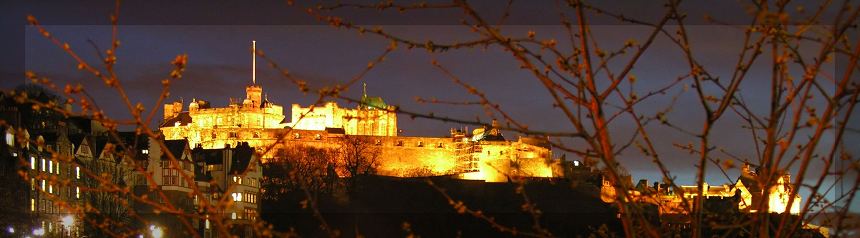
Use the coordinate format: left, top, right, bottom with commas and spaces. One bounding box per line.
337, 135, 380, 179
9, 0, 860, 237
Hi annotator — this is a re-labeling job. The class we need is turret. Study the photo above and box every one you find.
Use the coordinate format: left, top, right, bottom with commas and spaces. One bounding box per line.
189, 99, 199, 113
164, 101, 182, 120
245, 85, 262, 108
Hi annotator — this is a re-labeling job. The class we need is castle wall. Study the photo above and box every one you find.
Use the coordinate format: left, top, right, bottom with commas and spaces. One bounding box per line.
288, 102, 397, 137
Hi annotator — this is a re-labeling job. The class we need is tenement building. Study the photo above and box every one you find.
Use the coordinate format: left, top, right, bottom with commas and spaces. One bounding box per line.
159, 83, 558, 182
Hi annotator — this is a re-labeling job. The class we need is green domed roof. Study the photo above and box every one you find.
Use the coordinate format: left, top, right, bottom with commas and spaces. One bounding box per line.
361, 95, 388, 109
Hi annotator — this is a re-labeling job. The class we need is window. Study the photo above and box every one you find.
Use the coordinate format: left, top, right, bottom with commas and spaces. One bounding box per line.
314, 134, 321, 140
396, 140, 403, 146
205, 217, 210, 229
30, 199, 34, 211
437, 143, 444, 148
162, 162, 180, 186
41, 179, 45, 191
75, 186, 80, 199
48, 160, 53, 173
231, 212, 237, 220
55, 161, 60, 175
229, 132, 238, 138
245, 208, 257, 221
417, 141, 424, 147
30, 157, 35, 170
30, 178, 35, 190
75, 166, 80, 179
5, 131, 12, 146
233, 176, 242, 185
48, 184, 53, 194
293, 133, 300, 139
142, 149, 149, 155
41, 158, 46, 171
375, 140, 381, 145
244, 192, 257, 204
232, 192, 242, 202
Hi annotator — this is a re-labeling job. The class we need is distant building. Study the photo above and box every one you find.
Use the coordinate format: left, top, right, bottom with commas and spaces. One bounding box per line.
601, 163, 802, 215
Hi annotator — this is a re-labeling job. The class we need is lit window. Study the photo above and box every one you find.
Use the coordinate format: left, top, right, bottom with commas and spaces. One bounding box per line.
75, 166, 80, 179
232, 192, 242, 202
41, 180, 45, 191
49, 184, 52, 194
30, 178, 35, 190
76, 186, 80, 199
573, 160, 580, 167
11, 152, 17, 157
30, 199, 35, 211
205, 217, 210, 229
314, 134, 321, 140
56, 161, 60, 175
231, 212, 237, 220
30, 157, 36, 170
5, 131, 12, 146
41, 158, 46, 171
48, 160, 53, 173
142, 149, 149, 155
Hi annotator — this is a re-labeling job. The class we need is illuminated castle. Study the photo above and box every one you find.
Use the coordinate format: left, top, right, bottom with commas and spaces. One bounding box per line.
159, 41, 557, 182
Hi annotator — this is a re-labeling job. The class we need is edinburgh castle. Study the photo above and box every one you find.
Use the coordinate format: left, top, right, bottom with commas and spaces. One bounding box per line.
159, 83, 558, 182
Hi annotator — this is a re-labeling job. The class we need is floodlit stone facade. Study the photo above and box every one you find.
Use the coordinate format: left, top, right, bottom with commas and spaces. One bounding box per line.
601, 163, 802, 215
159, 84, 558, 182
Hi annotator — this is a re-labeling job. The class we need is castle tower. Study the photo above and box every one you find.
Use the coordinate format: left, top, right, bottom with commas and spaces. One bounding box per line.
245, 40, 263, 108
164, 101, 182, 120
246, 85, 262, 108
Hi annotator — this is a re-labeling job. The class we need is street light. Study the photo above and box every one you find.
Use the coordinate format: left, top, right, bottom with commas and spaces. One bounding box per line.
32, 227, 45, 236
149, 225, 164, 238
6, 226, 14, 234
61, 215, 75, 236
61, 215, 74, 228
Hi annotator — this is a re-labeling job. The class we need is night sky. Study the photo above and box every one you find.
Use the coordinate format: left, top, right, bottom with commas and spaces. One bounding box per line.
3, 0, 856, 210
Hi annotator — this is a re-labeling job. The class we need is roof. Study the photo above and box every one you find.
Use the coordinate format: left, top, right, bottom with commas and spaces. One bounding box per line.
93, 136, 109, 159
361, 96, 388, 109
519, 137, 550, 148
198, 148, 226, 165
162, 139, 189, 161
229, 142, 254, 174
191, 147, 212, 181
325, 127, 345, 134
115, 131, 150, 161
160, 112, 192, 127
67, 116, 94, 134
68, 134, 87, 149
